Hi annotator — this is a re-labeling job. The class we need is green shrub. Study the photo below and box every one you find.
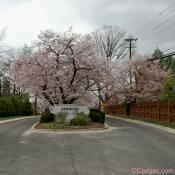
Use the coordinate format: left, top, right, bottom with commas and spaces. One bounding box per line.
6, 98, 16, 115
0, 96, 32, 117
23, 101, 32, 115
11, 97, 23, 115
40, 113, 55, 123
70, 113, 90, 126
0, 98, 9, 116
56, 112, 68, 124
89, 109, 105, 124
161, 75, 175, 101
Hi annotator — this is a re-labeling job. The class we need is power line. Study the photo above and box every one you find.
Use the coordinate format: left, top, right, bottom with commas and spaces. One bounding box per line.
138, 13, 175, 40
138, 21, 175, 44
116, 41, 128, 60
135, 2, 175, 37
162, 46, 175, 53
135, 2, 175, 54
148, 51, 175, 61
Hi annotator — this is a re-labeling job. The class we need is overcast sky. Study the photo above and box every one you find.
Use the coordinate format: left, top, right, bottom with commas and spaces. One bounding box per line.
0, 0, 175, 54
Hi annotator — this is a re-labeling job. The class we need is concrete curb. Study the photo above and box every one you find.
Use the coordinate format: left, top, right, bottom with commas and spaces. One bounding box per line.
107, 115, 175, 135
29, 122, 114, 134
0, 116, 38, 125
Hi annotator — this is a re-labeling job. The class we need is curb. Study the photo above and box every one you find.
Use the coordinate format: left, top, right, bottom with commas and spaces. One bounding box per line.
107, 115, 175, 135
0, 116, 38, 125
29, 122, 113, 134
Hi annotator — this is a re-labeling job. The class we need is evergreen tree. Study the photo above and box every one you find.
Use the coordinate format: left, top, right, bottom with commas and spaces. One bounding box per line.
161, 75, 175, 101
152, 48, 175, 73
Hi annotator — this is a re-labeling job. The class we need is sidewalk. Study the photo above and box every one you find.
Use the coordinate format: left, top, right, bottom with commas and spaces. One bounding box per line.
0, 116, 38, 125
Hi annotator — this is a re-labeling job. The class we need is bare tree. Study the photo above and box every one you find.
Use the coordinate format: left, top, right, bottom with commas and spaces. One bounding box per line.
93, 25, 126, 61
0, 28, 9, 96
92, 25, 127, 109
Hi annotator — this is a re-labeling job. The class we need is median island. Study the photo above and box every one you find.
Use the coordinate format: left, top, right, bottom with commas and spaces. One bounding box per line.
35, 106, 106, 131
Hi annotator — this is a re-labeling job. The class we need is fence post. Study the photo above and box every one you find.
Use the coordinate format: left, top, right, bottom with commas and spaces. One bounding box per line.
158, 102, 160, 121
142, 103, 144, 119
150, 103, 152, 119
168, 100, 171, 123
138, 103, 140, 118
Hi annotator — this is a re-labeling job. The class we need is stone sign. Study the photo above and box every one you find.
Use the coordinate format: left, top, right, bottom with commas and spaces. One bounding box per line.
50, 104, 90, 121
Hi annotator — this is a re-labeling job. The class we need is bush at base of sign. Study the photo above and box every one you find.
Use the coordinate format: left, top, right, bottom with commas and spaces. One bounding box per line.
56, 112, 68, 124
39, 112, 90, 126
40, 112, 55, 123
69, 113, 91, 126
38, 110, 106, 129
89, 109, 105, 124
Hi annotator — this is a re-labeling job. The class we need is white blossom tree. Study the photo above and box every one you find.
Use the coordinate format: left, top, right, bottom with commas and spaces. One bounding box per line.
116, 55, 167, 103
12, 29, 103, 106
92, 25, 127, 109
90, 59, 120, 109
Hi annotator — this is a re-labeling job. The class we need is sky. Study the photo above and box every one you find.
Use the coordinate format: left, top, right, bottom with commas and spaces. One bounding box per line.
0, 0, 175, 54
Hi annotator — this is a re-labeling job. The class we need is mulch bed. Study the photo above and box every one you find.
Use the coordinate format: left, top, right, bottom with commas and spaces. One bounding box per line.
35, 122, 105, 130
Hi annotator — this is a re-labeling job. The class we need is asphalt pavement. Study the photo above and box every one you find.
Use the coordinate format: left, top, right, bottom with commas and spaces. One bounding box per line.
0, 116, 175, 175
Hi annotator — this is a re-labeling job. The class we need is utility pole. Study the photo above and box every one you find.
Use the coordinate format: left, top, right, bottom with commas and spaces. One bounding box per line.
124, 38, 137, 59
124, 38, 137, 110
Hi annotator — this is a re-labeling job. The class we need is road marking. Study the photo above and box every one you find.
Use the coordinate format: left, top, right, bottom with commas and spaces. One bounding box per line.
22, 130, 32, 136
20, 141, 28, 144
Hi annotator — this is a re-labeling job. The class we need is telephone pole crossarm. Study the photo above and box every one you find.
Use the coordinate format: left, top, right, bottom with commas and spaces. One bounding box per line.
124, 38, 137, 58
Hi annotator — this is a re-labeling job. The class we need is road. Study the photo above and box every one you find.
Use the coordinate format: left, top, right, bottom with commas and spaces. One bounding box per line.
0, 117, 175, 175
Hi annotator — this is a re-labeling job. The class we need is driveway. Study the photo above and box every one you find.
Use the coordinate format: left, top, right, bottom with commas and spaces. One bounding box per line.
0, 117, 175, 175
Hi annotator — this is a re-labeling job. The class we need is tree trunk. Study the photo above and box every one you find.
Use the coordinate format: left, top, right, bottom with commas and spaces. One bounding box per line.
0, 78, 1, 97
34, 95, 38, 115
98, 96, 101, 110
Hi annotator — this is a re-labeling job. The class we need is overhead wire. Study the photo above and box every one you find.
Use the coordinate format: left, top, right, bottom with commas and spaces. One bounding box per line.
134, 2, 175, 54
138, 12, 175, 40
148, 51, 175, 61
135, 2, 175, 38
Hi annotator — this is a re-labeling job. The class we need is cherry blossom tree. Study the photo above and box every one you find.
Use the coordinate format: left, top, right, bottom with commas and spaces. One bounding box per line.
116, 55, 167, 103
11, 27, 167, 108
12, 29, 102, 106
90, 59, 120, 109
92, 25, 127, 109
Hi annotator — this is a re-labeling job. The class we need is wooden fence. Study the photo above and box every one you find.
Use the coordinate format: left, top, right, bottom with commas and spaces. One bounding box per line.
106, 101, 175, 123
106, 105, 125, 115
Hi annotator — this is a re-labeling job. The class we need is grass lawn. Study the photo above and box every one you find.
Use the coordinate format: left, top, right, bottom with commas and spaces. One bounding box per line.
113, 115, 175, 129
35, 122, 105, 130
0, 115, 32, 121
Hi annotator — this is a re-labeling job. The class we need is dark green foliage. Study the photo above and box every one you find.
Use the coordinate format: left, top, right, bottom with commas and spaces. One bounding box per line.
2, 77, 11, 96
11, 97, 24, 115
152, 48, 163, 60
0, 96, 32, 117
89, 109, 105, 123
70, 113, 90, 126
161, 75, 175, 101
0, 97, 15, 116
23, 101, 32, 115
152, 48, 175, 73
40, 113, 55, 123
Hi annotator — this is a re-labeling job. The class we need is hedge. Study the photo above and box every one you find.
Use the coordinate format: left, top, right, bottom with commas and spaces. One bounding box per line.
89, 109, 105, 124
70, 113, 90, 126
0, 96, 32, 117
40, 113, 55, 123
